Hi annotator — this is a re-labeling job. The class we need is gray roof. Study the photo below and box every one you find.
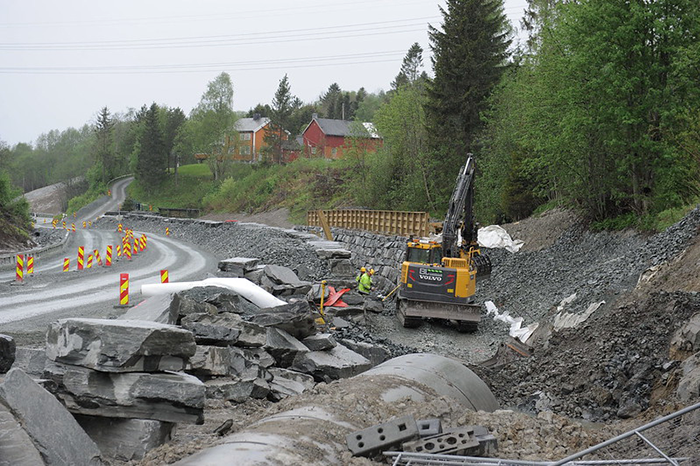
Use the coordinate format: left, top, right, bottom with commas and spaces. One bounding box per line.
235, 117, 270, 132
314, 118, 381, 139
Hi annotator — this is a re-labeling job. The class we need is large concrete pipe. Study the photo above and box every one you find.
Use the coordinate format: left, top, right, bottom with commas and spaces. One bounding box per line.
174, 353, 499, 465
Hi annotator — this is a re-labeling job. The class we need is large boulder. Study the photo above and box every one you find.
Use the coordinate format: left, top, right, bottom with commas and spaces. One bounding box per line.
188, 345, 248, 377
0, 368, 103, 465
75, 415, 174, 462
180, 312, 242, 346
46, 318, 197, 373
246, 301, 317, 339
44, 362, 205, 424
264, 328, 309, 368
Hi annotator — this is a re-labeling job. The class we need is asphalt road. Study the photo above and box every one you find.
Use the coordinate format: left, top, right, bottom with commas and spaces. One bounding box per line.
0, 178, 218, 343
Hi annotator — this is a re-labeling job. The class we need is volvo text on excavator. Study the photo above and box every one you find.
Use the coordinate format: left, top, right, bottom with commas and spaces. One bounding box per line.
396, 154, 491, 331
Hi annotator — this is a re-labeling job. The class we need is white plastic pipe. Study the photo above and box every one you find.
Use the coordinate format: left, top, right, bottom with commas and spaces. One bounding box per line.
141, 277, 286, 309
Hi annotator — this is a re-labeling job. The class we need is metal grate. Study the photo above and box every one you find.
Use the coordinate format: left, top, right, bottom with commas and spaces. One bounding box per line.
386, 402, 700, 466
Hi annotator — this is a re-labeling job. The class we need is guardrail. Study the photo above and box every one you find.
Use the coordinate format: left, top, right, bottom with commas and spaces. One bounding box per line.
307, 209, 430, 237
0, 229, 70, 269
158, 207, 201, 218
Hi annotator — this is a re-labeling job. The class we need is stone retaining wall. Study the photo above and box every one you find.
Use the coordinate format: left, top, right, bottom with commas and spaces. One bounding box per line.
300, 227, 408, 291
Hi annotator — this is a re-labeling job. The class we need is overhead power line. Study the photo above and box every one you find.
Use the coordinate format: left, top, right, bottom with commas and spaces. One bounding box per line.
0, 50, 406, 75
0, 17, 437, 51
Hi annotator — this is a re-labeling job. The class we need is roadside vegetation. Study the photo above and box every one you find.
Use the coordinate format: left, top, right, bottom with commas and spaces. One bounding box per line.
3, 0, 700, 234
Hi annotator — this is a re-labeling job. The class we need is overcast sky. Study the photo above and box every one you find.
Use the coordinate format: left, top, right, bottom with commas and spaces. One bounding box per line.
0, 0, 528, 146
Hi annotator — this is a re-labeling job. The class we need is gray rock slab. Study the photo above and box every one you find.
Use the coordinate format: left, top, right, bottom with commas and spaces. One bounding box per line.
0, 402, 44, 466
243, 348, 276, 369
0, 334, 15, 373
265, 328, 309, 368
364, 299, 384, 314
218, 257, 260, 274
268, 367, 315, 400
339, 339, 390, 367
315, 248, 352, 259
291, 345, 372, 381
236, 321, 267, 347
10, 347, 46, 378
264, 264, 302, 285
0, 368, 103, 465
180, 312, 242, 346
342, 292, 366, 306
46, 318, 196, 373
119, 293, 177, 324
672, 313, 700, 353
75, 414, 174, 462
205, 377, 270, 403
45, 363, 205, 424
188, 345, 247, 377
248, 301, 317, 339
170, 292, 218, 320
302, 333, 337, 351
330, 258, 355, 277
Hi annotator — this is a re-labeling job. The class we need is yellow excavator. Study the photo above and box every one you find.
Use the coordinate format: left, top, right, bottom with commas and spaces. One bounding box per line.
396, 155, 491, 331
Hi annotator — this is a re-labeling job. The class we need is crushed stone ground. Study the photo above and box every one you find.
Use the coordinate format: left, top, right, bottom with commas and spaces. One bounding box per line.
11, 189, 700, 463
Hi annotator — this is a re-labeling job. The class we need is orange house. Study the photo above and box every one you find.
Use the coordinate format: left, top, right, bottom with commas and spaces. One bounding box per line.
234, 115, 271, 162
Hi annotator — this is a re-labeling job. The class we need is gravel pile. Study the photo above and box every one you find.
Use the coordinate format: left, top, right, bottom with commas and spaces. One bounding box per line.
476, 206, 700, 334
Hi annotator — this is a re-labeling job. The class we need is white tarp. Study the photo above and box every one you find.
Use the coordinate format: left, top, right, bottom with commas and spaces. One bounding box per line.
478, 225, 524, 253
485, 300, 538, 344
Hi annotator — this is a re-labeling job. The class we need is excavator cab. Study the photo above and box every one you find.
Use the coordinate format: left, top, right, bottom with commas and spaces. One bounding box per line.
405, 238, 443, 265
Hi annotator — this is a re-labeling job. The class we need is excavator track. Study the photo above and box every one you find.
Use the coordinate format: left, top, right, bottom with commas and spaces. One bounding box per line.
397, 297, 480, 330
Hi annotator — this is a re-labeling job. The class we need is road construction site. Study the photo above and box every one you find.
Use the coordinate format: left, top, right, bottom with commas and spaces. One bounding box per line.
2, 203, 700, 464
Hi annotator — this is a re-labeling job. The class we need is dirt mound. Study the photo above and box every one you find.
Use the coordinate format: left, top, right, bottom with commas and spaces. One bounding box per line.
500, 207, 581, 252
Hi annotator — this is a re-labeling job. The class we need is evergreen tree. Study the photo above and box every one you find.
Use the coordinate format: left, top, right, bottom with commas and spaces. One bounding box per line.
265, 74, 300, 163
163, 107, 186, 172
426, 0, 512, 200
391, 43, 428, 90
135, 103, 167, 193
94, 107, 114, 185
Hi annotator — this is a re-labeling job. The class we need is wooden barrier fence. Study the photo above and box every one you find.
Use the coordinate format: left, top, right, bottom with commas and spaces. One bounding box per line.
307, 209, 430, 237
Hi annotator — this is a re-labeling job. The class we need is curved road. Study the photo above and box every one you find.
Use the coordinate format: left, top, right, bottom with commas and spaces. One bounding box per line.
1, 178, 218, 337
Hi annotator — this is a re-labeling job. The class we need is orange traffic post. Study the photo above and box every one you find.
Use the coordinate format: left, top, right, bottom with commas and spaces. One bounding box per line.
165, 227, 170, 236
125, 242, 132, 260
86, 254, 93, 269
26, 255, 34, 275
105, 245, 112, 266
119, 273, 129, 306
118, 223, 123, 233
160, 269, 169, 283
15, 254, 23, 282
133, 240, 139, 255
116, 244, 122, 257
94, 249, 102, 266
77, 246, 84, 270
83, 221, 86, 229
71, 223, 76, 232
63, 258, 69, 272
62, 221, 66, 229
140, 236, 146, 250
